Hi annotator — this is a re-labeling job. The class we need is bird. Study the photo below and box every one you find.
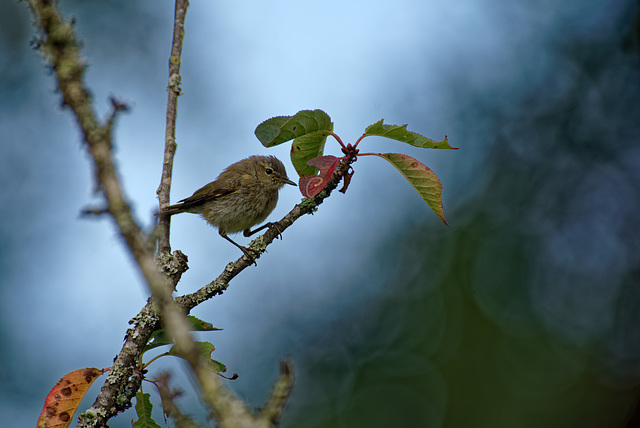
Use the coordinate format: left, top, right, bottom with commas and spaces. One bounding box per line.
160, 155, 296, 260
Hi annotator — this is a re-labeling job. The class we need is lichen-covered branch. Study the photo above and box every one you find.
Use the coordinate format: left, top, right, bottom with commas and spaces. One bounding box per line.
176, 157, 354, 311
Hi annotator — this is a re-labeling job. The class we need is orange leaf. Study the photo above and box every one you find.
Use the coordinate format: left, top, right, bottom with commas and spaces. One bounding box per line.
37, 367, 109, 428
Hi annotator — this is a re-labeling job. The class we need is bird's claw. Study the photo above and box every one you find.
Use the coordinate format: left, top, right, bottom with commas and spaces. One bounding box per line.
240, 246, 258, 266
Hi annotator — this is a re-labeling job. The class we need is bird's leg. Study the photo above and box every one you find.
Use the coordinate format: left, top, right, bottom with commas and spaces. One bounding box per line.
243, 222, 284, 239
220, 231, 257, 265
243, 223, 270, 237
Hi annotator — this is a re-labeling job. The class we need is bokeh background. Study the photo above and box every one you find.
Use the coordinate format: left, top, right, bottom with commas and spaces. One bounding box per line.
2, 0, 640, 427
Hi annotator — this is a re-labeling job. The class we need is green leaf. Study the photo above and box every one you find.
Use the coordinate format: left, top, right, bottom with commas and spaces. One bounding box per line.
364, 120, 455, 150
186, 315, 222, 332
168, 341, 216, 358
369, 153, 448, 225
290, 124, 332, 176
254, 116, 290, 145
210, 359, 227, 374
143, 330, 173, 353
143, 317, 220, 353
255, 109, 332, 147
133, 392, 162, 428
168, 341, 226, 372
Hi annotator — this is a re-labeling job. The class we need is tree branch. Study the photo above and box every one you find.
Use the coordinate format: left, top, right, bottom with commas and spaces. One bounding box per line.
175, 157, 354, 311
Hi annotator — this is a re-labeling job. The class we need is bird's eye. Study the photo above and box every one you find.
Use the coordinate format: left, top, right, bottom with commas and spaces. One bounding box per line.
265, 168, 273, 175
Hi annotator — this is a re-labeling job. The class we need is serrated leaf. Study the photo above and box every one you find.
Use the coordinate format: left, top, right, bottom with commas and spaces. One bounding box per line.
37, 367, 109, 428
369, 153, 448, 225
290, 125, 331, 176
365, 120, 455, 150
186, 315, 221, 332
210, 359, 227, 374
133, 392, 162, 428
255, 109, 332, 147
254, 116, 290, 145
299, 156, 340, 198
167, 341, 230, 374
168, 341, 216, 359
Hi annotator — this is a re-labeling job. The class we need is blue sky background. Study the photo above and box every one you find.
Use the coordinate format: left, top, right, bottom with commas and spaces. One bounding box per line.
2, 1, 640, 427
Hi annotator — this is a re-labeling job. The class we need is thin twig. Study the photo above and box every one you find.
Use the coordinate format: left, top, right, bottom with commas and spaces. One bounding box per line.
154, 372, 202, 428
145, 0, 274, 424
157, 0, 189, 254
259, 360, 295, 424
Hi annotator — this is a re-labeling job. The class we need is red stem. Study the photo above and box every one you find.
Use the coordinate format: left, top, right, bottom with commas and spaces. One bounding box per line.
328, 131, 347, 150
353, 132, 368, 149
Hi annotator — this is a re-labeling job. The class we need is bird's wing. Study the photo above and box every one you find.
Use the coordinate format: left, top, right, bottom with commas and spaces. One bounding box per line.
177, 184, 236, 208
161, 182, 238, 215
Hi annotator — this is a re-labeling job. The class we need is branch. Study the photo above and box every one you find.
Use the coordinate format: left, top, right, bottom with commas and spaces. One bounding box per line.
156, 0, 189, 254
176, 157, 354, 310
259, 360, 295, 424
154, 372, 202, 428
137, 1, 299, 425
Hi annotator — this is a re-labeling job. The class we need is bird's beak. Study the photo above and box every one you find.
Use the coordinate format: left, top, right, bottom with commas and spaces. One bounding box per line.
280, 177, 297, 186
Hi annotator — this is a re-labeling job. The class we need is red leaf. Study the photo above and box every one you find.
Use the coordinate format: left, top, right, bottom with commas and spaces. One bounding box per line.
299, 155, 340, 198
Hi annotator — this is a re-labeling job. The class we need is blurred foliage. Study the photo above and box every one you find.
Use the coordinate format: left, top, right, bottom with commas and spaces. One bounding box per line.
281, 4, 640, 428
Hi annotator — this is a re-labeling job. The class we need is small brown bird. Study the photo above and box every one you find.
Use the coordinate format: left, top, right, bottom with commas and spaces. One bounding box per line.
161, 155, 296, 259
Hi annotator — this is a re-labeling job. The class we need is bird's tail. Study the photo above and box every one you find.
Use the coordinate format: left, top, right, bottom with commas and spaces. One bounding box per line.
157, 203, 186, 216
